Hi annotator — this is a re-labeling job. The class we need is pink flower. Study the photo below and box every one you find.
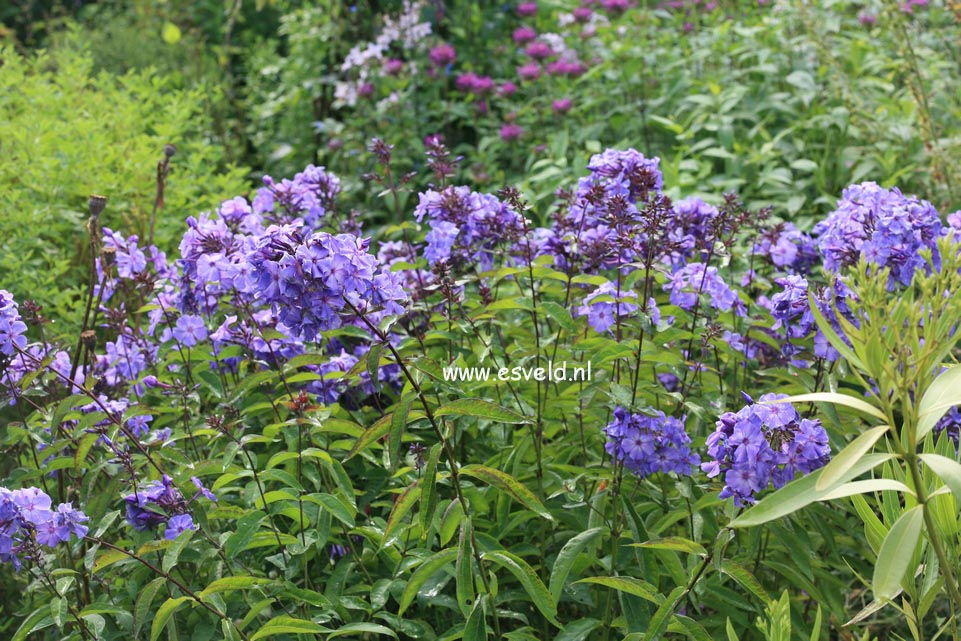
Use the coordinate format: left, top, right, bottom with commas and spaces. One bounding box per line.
383, 58, 404, 76
573, 7, 592, 21
552, 98, 572, 114
517, 2, 538, 17
498, 81, 518, 97
513, 27, 538, 44
500, 123, 523, 142
429, 43, 456, 66
525, 41, 555, 60
517, 62, 541, 81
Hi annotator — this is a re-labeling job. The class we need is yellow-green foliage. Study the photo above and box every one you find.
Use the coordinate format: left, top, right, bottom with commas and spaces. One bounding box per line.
0, 45, 248, 336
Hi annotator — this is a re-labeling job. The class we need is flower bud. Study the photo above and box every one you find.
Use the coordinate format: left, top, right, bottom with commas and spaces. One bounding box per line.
163, 143, 176, 158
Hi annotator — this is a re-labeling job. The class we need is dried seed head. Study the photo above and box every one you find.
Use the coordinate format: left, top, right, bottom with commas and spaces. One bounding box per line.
88, 195, 107, 218
80, 330, 97, 350
163, 143, 177, 158
101, 246, 117, 266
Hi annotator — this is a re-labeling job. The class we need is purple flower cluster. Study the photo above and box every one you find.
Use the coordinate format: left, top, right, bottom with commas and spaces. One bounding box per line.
702, 393, 830, 506
0, 487, 88, 569
253, 165, 342, 229
753, 222, 819, 274
603, 407, 699, 478
246, 224, 407, 341
665, 263, 745, 315
935, 407, 961, 448
0, 290, 27, 357
576, 282, 639, 333
414, 186, 527, 271
814, 181, 943, 287
124, 475, 215, 540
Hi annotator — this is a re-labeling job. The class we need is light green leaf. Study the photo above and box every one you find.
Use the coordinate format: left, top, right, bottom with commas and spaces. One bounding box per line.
917, 366, 961, 440
459, 465, 552, 520
766, 392, 887, 423
549, 527, 605, 602
819, 479, 914, 501
327, 623, 398, 639
919, 453, 961, 503
575, 576, 660, 604
249, 616, 328, 640
645, 585, 686, 641
397, 548, 458, 616
873, 506, 924, 601
435, 399, 530, 424
483, 550, 560, 627
150, 597, 191, 641
225, 511, 265, 559
733, 453, 895, 527
631, 537, 706, 556
198, 576, 271, 599
463, 596, 488, 641
816, 424, 890, 490
720, 561, 771, 604
347, 413, 394, 460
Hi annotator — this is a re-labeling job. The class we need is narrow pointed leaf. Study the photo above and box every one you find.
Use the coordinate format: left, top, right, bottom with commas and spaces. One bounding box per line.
873, 506, 924, 601
919, 454, 961, 503
549, 527, 605, 602
816, 424, 890, 490
435, 399, 530, 424
917, 366, 961, 440
483, 550, 560, 626
766, 392, 886, 423
460, 465, 552, 520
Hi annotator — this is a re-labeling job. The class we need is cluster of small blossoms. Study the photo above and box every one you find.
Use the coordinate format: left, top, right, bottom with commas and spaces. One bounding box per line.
814, 181, 944, 287
934, 407, 961, 448
760, 275, 858, 363
124, 475, 216, 540
603, 407, 700, 478
702, 393, 831, 506
253, 165, 341, 229
0, 487, 88, 570
753, 222, 819, 274
306, 342, 402, 408
246, 223, 408, 341
0, 289, 28, 357
538, 149, 664, 271
665, 263, 746, 316
336, 0, 431, 106
414, 186, 527, 271
577, 282, 639, 333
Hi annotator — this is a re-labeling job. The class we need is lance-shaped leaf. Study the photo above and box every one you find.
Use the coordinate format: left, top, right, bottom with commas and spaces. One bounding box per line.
916, 366, 961, 441
873, 506, 924, 601
816, 424, 890, 491
460, 465, 553, 520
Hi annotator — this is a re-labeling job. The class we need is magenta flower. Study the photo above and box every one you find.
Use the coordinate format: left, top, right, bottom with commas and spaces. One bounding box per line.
429, 43, 456, 66
552, 98, 572, 114
525, 41, 555, 60
517, 62, 541, 81
383, 58, 404, 75
517, 1, 538, 17
500, 123, 523, 142
512, 26, 537, 44
498, 81, 518, 97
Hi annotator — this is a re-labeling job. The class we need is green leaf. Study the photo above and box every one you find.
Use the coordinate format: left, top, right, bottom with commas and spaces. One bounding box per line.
327, 623, 398, 639
199, 576, 271, 599
917, 366, 961, 440
463, 596, 488, 641
150, 597, 191, 641
304, 493, 356, 527
347, 413, 394, 460
919, 454, 961, 504
382, 481, 422, 547
482, 550, 560, 627
549, 527, 605, 602
645, 585, 686, 641
720, 561, 771, 604
819, 479, 914, 501
134, 577, 166, 639
420, 444, 442, 539
873, 506, 924, 601
435, 399, 530, 424
249, 616, 328, 640
225, 511, 265, 559
93, 548, 129, 573
162, 528, 194, 572
11, 605, 52, 641
397, 548, 458, 616
459, 465, 552, 520
733, 453, 895, 527
816, 424, 890, 491
390, 394, 415, 472
540, 301, 579, 332
576, 576, 660, 604
766, 392, 887, 423
456, 521, 477, 617
807, 294, 865, 370
632, 537, 706, 556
